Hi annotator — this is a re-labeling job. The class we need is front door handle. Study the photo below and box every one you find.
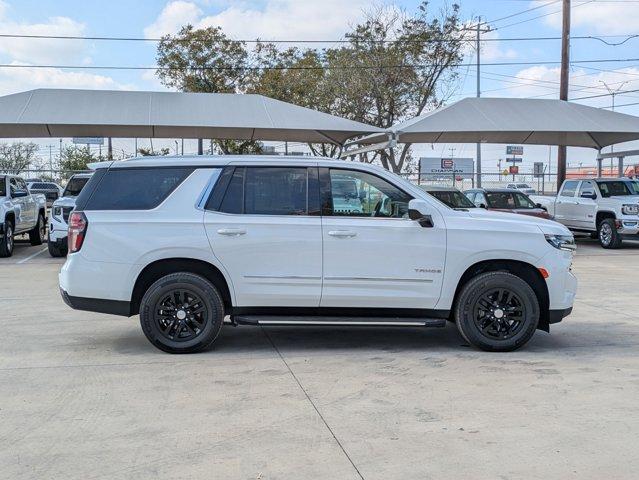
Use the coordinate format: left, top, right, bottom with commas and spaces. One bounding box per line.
217, 228, 246, 236
328, 230, 357, 238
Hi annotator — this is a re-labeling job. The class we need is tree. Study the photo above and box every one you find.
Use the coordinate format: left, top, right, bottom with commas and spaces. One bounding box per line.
138, 147, 171, 156
154, 2, 464, 173
0, 142, 39, 174
59, 146, 103, 178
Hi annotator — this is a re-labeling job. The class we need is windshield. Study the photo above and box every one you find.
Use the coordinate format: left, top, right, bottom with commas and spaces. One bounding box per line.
63, 177, 90, 197
428, 190, 475, 209
486, 191, 536, 209
516, 184, 530, 188
596, 180, 639, 197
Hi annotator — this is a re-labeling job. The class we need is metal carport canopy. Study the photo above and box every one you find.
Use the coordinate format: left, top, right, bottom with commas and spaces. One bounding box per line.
356, 97, 639, 149
0, 88, 382, 145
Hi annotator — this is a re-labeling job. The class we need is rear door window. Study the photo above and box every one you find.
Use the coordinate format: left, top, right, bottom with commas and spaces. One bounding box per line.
560, 181, 579, 197
83, 167, 193, 210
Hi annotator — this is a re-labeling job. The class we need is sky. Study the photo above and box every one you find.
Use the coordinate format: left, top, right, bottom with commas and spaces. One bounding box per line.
1, 0, 639, 172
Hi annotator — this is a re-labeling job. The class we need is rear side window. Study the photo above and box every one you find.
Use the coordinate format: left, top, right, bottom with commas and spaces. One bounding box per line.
560, 181, 578, 197
0, 177, 5, 197
213, 167, 310, 216
83, 167, 193, 210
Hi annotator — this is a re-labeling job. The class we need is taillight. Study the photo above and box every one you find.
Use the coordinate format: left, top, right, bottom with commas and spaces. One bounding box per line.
68, 211, 88, 253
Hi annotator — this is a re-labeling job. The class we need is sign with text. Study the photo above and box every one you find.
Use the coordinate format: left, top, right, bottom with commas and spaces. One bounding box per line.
533, 162, 544, 178
506, 145, 523, 156
73, 137, 104, 145
509, 165, 519, 174
419, 157, 474, 180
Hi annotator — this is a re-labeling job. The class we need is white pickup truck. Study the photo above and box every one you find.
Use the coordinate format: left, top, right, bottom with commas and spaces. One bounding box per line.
532, 178, 639, 249
0, 174, 47, 257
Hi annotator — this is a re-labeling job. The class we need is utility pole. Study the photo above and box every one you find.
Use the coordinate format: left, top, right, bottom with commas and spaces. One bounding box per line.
557, 0, 570, 191
107, 137, 113, 160
600, 80, 628, 176
198, 139, 203, 155
48, 145, 53, 175
475, 17, 491, 188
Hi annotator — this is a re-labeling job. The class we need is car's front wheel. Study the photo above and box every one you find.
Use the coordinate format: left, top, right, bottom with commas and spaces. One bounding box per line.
0, 220, 14, 258
139, 272, 224, 354
455, 271, 539, 352
598, 218, 622, 249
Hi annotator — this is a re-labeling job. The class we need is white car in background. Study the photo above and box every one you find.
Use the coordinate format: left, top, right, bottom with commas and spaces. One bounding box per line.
26, 180, 63, 207
59, 155, 577, 354
507, 183, 536, 195
48, 173, 92, 257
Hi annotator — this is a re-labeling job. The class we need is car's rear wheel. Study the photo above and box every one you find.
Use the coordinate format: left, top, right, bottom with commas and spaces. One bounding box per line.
455, 271, 539, 352
0, 220, 14, 258
29, 212, 46, 246
139, 272, 224, 354
598, 218, 622, 249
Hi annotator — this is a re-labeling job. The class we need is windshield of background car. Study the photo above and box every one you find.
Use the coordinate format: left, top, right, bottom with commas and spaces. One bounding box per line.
428, 190, 476, 209
486, 191, 536, 209
597, 180, 639, 197
0, 177, 5, 197
516, 184, 530, 188
63, 177, 90, 197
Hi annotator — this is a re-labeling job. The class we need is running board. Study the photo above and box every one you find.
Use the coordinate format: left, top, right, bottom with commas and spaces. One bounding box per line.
232, 315, 446, 328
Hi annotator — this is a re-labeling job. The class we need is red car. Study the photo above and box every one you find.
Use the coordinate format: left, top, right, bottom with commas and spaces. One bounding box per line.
464, 188, 553, 220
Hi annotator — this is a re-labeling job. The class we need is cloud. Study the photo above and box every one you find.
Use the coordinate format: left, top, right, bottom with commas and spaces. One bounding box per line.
0, 62, 133, 96
0, 12, 88, 64
144, 1, 203, 38
494, 65, 639, 108
145, 0, 368, 41
532, 0, 639, 34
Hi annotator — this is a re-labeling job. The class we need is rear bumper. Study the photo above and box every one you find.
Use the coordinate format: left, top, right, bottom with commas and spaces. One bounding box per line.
549, 307, 572, 324
60, 288, 132, 317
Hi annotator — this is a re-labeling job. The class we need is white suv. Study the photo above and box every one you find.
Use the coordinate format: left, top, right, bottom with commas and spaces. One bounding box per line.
59, 156, 577, 353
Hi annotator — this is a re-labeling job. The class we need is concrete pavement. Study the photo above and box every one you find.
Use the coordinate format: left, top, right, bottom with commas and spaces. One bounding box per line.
1, 239, 638, 479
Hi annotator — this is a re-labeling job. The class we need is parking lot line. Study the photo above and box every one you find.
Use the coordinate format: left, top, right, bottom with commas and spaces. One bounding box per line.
17, 246, 48, 264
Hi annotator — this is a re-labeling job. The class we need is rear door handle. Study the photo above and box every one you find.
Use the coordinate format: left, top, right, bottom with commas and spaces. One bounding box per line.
328, 230, 357, 238
217, 228, 246, 236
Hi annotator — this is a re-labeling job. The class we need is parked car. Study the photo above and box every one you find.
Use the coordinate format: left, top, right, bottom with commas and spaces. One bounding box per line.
0, 174, 47, 257
48, 173, 93, 257
507, 182, 536, 195
26, 181, 63, 207
465, 188, 553, 220
419, 185, 476, 209
532, 177, 639, 249
59, 156, 577, 353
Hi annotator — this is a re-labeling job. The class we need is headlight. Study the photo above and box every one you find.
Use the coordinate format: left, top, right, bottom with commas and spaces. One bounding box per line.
52, 207, 62, 221
622, 204, 639, 215
545, 233, 576, 252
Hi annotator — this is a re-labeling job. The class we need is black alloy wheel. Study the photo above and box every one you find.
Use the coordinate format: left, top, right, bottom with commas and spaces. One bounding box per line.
139, 272, 224, 354
455, 271, 539, 352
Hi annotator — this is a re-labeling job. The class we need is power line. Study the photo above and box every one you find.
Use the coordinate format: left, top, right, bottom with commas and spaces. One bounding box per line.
570, 87, 639, 100
486, 0, 561, 24
1, 57, 639, 71
494, 0, 596, 30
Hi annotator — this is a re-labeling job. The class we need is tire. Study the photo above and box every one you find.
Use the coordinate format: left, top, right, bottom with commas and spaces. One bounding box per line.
0, 220, 14, 258
139, 272, 224, 354
47, 237, 67, 257
29, 212, 46, 246
598, 218, 622, 249
454, 271, 540, 352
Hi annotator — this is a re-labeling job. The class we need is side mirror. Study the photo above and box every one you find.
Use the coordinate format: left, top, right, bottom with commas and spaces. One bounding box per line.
479, 203, 487, 209
580, 191, 596, 200
408, 199, 434, 228
13, 189, 28, 198
536, 203, 548, 211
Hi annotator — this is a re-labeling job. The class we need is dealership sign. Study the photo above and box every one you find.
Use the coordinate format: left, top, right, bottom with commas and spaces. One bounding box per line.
419, 157, 474, 180
73, 137, 104, 145
506, 145, 523, 156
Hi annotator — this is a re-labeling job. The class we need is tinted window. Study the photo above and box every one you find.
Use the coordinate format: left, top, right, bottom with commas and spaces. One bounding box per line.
217, 167, 309, 216
596, 180, 639, 197
0, 177, 5, 197
84, 168, 192, 210
560, 181, 578, 197
327, 169, 411, 218
219, 168, 244, 214
63, 177, 91, 197
31, 182, 57, 189
9, 178, 18, 196
486, 191, 535, 209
